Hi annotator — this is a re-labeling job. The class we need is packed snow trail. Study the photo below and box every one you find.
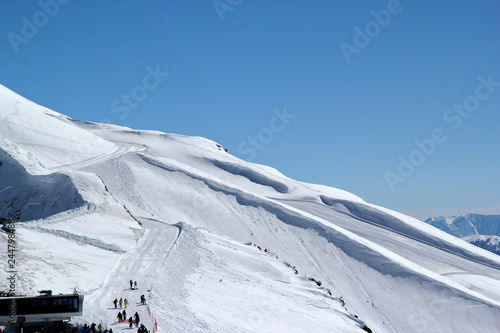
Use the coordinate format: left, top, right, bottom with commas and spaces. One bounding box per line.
48, 144, 146, 173
82, 218, 179, 332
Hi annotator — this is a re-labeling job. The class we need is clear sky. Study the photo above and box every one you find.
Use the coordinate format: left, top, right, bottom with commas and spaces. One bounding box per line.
1, 0, 499, 218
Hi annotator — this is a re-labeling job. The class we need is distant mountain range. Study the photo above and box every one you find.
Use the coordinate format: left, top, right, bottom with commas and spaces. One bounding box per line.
423, 214, 500, 255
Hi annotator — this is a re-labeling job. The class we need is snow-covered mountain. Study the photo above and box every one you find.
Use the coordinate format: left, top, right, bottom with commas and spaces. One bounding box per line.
423, 214, 500, 238
423, 214, 500, 256
464, 235, 500, 256
1, 84, 500, 333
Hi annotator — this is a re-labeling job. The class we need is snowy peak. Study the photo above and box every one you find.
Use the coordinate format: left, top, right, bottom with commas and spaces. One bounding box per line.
423, 214, 500, 256
0, 84, 116, 172
423, 214, 500, 238
464, 235, 500, 255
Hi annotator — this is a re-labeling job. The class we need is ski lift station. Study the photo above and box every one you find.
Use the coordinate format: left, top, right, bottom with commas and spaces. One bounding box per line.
0, 292, 83, 332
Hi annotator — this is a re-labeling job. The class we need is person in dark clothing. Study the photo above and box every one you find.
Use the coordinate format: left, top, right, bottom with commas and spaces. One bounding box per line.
134, 312, 140, 327
140, 294, 146, 305
128, 317, 133, 328
117, 311, 123, 322
130, 280, 133, 289
113, 298, 118, 308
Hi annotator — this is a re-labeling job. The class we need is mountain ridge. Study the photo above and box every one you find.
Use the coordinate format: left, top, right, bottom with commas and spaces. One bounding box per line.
423, 213, 500, 256
1, 84, 500, 332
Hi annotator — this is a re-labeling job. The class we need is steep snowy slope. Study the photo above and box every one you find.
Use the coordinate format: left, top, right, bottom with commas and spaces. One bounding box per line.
0, 144, 84, 221
0, 87, 117, 173
2, 84, 500, 333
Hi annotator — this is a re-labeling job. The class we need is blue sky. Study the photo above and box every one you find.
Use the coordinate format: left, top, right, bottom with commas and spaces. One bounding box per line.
1, 0, 499, 218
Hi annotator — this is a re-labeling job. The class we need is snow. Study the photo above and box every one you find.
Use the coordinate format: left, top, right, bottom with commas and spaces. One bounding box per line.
1, 83, 500, 332
463, 235, 500, 256
0, 85, 116, 173
423, 214, 500, 256
424, 214, 500, 238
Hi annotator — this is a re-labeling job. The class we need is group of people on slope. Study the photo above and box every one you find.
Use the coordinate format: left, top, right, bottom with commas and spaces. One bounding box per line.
116, 309, 149, 332
112, 297, 128, 309
116, 309, 127, 322
117, 310, 141, 328
81, 323, 112, 333
113, 280, 149, 332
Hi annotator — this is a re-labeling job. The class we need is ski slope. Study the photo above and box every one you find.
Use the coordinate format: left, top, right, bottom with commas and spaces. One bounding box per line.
1, 83, 500, 332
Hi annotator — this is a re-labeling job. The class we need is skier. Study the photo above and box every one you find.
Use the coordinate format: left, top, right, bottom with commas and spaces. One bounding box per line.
134, 281, 138, 289
140, 294, 146, 305
128, 317, 133, 329
130, 280, 133, 289
134, 312, 140, 327
122, 309, 127, 319
124, 298, 129, 308
113, 298, 118, 308
97, 324, 103, 333
117, 311, 123, 322
119, 297, 123, 308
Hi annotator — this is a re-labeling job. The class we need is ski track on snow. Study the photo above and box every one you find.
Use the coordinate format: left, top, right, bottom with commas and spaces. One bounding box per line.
81, 218, 180, 332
